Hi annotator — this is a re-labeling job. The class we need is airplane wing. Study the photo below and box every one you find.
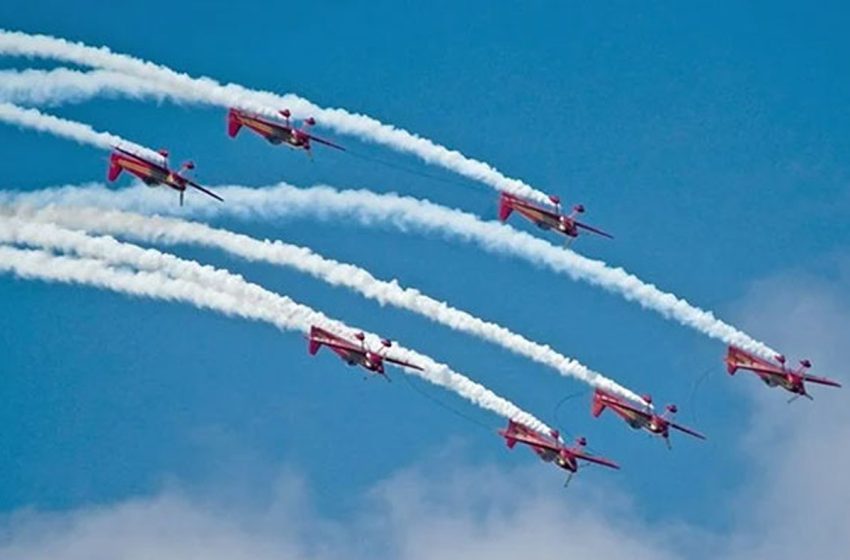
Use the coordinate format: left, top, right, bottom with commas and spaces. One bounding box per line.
311, 335, 364, 356
601, 395, 654, 421
737, 363, 787, 382
187, 180, 224, 202
309, 327, 363, 351
317, 339, 368, 365
508, 196, 556, 220
307, 133, 346, 151
575, 221, 614, 239
802, 374, 843, 388
382, 355, 424, 371
114, 146, 167, 168
571, 449, 620, 470
525, 205, 559, 223
739, 362, 784, 375
670, 422, 707, 440
728, 347, 782, 372
505, 431, 562, 454
114, 146, 147, 162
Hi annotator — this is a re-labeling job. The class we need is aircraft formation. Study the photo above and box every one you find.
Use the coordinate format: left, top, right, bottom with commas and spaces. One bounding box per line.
2, 57, 842, 487
92, 104, 844, 486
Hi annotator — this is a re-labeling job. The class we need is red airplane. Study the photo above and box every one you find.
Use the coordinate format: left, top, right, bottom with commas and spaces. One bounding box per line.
498, 192, 613, 242
726, 346, 841, 401
591, 389, 705, 449
499, 420, 619, 486
107, 147, 223, 206
307, 325, 422, 380
227, 108, 345, 155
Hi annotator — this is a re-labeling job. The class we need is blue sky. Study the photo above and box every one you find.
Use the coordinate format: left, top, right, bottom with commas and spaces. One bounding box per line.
0, 3, 848, 557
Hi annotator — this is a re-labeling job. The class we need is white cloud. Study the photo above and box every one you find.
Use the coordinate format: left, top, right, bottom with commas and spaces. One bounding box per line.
721, 262, 850, 559
0, 462, 688, 560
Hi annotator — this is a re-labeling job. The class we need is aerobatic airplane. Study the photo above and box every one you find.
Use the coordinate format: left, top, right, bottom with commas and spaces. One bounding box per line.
498, 192, 613, 242
499, 420, 619, 486
591, 389, 705, 448
726, 346, 841, 401
107, 147, 223, 206
227, 108, 345, 155
307, 326, 422, 380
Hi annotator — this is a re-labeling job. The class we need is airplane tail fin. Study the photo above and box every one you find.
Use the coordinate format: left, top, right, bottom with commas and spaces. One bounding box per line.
500, 421, 519, 448
725, 346, 739, 375
308, 338, 321, 355
591, 391, 606, 417
498, 194, 513, 221
307, 326, 322, 355
227, 109, 243, 138
107, 153, 122, 182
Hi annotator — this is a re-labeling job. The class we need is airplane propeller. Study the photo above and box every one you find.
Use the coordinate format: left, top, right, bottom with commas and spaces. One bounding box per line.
788, 390, 814, 404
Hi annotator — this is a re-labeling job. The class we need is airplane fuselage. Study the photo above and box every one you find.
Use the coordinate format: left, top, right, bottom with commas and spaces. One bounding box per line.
606, 402, 668, 437
532, 446, 577, 472
109, 152, 187, 193
512, 202, 578, 237
556, 454, 578, 472
232, 112, 309, 150
357, 353, 385, 374
749, 369, 805, 395
337, 347, 384, 374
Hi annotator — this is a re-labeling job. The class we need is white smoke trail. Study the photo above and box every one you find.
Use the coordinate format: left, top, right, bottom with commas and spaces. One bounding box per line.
0, 221, 552, 434
0, 31, 551, 204
0, 68, 169, 106
0, 101, 165, 164
5, 204, 645, 404
0, 182, 776, 358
